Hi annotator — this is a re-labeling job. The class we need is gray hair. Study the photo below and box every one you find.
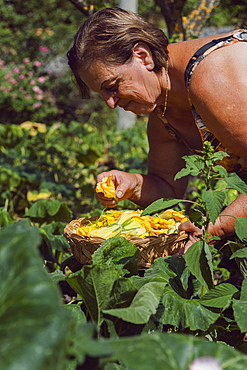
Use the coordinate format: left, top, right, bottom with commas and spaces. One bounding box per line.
67, 7, 169, 98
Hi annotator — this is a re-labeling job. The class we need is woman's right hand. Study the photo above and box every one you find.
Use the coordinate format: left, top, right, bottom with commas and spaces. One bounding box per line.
95, 170, 142, 208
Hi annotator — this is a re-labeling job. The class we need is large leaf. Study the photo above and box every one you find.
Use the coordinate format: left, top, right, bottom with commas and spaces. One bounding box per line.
200, 283, 238, 309
201, 190, 225, 224
0, 220, 71, 370
225, 173, 247, 195
25, 199, 72, 223
162, 256, 194, 298
107, 331, 247, 370
92, 236, 139, 274
160, 288, 219, 331
184, 240, 214, 290
141, 198, 184, 216
235, 218, 247, 242
233, 278, 247, 333
144, 257, 177, 282
66, 265, 125, 326
103, 282, 166, 324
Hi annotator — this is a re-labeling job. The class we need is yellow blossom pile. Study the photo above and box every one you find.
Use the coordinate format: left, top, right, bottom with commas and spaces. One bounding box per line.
75, 209, 188, 240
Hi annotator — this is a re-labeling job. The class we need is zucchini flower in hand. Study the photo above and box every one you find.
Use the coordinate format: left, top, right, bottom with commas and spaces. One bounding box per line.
95, 174, 118, 200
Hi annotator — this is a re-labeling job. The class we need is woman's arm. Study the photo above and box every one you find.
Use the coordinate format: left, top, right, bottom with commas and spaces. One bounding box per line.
96, 112, 190, 208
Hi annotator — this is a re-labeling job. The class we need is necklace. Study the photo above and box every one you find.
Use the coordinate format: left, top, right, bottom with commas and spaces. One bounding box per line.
161, 60, 169, 117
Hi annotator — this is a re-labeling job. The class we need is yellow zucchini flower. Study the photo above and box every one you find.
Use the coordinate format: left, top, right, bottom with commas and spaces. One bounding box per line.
95, 174, 117, 200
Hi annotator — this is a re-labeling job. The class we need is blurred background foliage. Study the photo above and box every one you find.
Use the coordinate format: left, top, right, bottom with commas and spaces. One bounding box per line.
1, 0, 246, 220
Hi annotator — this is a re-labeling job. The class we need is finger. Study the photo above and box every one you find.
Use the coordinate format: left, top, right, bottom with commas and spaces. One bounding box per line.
178, 220, 200, 233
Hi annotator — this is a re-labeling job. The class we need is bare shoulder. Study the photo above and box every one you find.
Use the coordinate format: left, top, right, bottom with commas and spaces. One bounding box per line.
188, 40, 247, 158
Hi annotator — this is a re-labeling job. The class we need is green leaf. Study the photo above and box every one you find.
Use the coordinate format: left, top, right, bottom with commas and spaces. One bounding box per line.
189, 208, 204, 224
225, 173, 247, 195
0, 207, 13, 229
144, 257, 176, 283
200, 283, 238, 309
92, 236, 139, 274
103, 282, 166, 324
201, 190, 225, 224
184, 241, 214, 290
0, 220, 71, 370
66, 265, 125, 326
43, 232, 70, 252
25, 199, 72, 223
108, 277, 138, 309
230, 247, 247, 259
233, 279, 247, 333
235, 218, 247, 242
107, 331, 247, 370
213, 164, 228, 177
175, 155, 204, 180
141, 198, 184, 216
160, 289, 219, 331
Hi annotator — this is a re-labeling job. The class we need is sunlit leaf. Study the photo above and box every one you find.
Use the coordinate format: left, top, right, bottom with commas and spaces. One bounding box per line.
141, 198, 184, 216
92, 236, 139, 274
66, 265, 125, 326
160, 288, 219, 331
103, 282, 166, 324
184, 241, 214, 290
200, 283, 238, 309
233, 279, 247, 333
201, 190, 225, 224
225, 173, 247, 195
235, 218, 247, 242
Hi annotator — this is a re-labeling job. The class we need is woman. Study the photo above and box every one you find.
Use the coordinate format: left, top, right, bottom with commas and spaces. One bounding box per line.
67, 7, 247, 246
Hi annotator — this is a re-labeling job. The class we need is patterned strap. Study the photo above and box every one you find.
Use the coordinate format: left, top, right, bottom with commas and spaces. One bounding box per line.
185, 30, 247, 89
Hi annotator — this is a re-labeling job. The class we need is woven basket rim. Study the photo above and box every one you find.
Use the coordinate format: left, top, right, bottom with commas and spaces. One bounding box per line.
64, 215, 188, 270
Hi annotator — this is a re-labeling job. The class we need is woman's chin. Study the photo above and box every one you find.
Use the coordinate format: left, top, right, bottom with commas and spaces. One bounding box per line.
125, 103, 156, 115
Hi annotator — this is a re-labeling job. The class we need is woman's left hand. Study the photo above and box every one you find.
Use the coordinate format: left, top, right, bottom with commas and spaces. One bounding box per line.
172, 220, 203, 256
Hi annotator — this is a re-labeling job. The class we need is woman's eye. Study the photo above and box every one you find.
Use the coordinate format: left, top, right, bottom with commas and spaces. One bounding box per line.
106, 83, 118, 92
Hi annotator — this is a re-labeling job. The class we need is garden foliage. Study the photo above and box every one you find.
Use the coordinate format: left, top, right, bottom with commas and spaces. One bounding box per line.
1, 1, 247, 368
1, 141, 247, 369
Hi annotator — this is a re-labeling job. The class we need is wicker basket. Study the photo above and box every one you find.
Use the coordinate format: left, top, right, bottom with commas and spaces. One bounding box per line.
64, 216, 188, 269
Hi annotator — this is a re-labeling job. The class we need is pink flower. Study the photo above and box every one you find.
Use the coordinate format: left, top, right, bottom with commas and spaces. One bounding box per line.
13, 67, 21, 73
19, 74, 26, 79
5, 72, 12, 79
39, 46, 49, 52
25, 94, 31, 99
28, 72, 34, 77
0, 60, 5, 67
189, 357, 222, 370
36, 94, 44, 100
9, 78, 18, 85
37, 76, 46, 83
33, 102, 41, 108
34, 61, 42, 67
30, 80, 36, 85
23, 58, 30, 63
32, 85, 42, 93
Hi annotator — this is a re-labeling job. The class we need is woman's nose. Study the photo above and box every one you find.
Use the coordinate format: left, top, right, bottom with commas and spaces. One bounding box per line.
101, 91, 119, 109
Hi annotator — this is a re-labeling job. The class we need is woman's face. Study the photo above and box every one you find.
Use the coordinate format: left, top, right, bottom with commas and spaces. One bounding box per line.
80, 45, 164, 115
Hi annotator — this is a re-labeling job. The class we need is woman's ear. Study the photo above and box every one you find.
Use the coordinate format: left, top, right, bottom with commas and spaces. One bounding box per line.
132, 43, 154, 70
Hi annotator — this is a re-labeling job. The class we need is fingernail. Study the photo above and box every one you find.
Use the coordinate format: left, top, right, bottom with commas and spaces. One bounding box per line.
116, 190, 123, 198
